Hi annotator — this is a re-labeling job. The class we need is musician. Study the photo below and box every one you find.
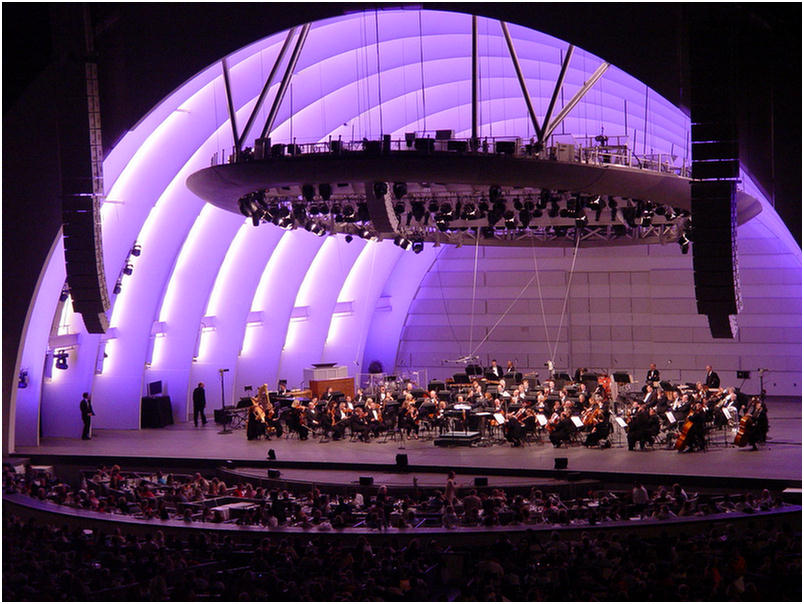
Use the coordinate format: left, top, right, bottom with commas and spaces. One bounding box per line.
745, 397, 768, 451
573, 367, 588, 383
505, 409, 524, 447
576, 382, 589, 397
377, 385, 390, 404
496, 379, 510, 399
713, 387, 738, 427
276, 380, 289, 396
246, 401, 266, 440
627, 404, 653, 450
487, 359, 504, 380
549, 411, 575, 447
305, 401, 321, 433
678, 403, 706, 453
366, 399, 385, 438
704, 365, 720, 389
505, 360, 517, 375
646, 363, 660, 385
654, 389, 671, 415
257, 385, 283, 437
642, 384, 658, 407
671, 393, 691, 421
584, 402, 611, 447
433, 400, 449, 435
354, 388, 367, 406
286, 401, 309, 440
331, 402, 352, 441
399, 398, 419, 438
350, 407, 371, 442
321, 387, 336, 405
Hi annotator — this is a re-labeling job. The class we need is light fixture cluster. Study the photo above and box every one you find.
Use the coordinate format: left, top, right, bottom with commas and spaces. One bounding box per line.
113, 241, 142, 296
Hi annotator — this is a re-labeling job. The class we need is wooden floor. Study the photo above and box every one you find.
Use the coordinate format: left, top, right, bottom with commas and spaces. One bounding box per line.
14, 400, 801, 483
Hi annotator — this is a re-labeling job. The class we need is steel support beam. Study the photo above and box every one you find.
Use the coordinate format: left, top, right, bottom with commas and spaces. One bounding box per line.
238, 26, 297, 150
500, 21, 541, 139
471, 15, 479, 146
538, 44, 574, 146
543, 61, 610, 142
260, 22, 311, 140
221, 58, 240, 157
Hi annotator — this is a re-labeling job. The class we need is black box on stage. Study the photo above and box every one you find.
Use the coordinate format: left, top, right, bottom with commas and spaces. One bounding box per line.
554, 457, 568, 470
359, 476, 374, 486
267, 469, 281, 479
736, 370, 750, 379
396, 454, 408, 469
474, 477, 488, 487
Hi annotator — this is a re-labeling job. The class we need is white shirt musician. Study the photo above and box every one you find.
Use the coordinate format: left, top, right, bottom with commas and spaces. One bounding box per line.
488, 360, 504, 379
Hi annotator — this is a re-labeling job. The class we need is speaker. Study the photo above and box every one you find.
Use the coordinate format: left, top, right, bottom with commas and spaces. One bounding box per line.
267, 449, 276, 460
359, 476, 374, 486
554, 457, 568, 470
267, 469, 281, 479
396, 454, 408, 469
474, 477, 488, 487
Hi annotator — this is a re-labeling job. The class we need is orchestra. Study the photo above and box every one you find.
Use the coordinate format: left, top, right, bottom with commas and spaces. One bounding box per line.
235, 363, 769, 455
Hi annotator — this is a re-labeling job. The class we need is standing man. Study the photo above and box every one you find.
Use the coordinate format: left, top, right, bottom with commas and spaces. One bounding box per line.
704, 365, 720, 389
646, 363, 660, 386
193, 382, 207, 427
80, 392, 94, 440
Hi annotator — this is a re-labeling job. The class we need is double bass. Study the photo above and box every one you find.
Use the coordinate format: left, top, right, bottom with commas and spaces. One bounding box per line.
733, 414, 754, 447
674, 412, 694, 450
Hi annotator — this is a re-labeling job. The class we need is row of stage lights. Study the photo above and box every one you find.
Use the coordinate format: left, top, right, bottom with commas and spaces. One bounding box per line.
238, 183, 693, 253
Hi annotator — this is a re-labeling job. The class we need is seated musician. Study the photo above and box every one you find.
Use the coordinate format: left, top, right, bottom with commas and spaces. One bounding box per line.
575, 393, 588, 415
678, 402, 706, 453
549, 411, 575, 447
321, 387, 336, 405
319, 400, 336, 439
505, 409, 524, 447
343, 394, 355, 412
642, 384, 657, 407
584, 402, 611, 447
434, 400, 448, 435
399, 398, 419, 438
377, 385, 390, 404
246, 401, 267, 441
573, 367, 587, 383
576, 382, 589, 398
512, 384, 527, 404
627, 404, 652, 451
713, 387, 738, 427
496, 379, 510, 398
487, 359, 504, 380
305, 401, 321, 434
354, 388, 367, 406
350, 407, 371, 442
745, 397, 768, 451
331, 402, 352, 441
276, 380, 289, 396
286, 401, 309, 440
365, 399, 385, 438
671, 393, 691, 422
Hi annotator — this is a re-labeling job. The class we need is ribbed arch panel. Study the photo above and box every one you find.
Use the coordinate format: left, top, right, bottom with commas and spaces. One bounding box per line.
20, 8, 793, 445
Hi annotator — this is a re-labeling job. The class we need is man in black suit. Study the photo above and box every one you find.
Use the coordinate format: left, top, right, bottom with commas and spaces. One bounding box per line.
487, 359, 504, 380
192, 382, 207, 426
704, 365, 720, 389
642, 384, 658, 407
80, 392, 94, 440
646, 363, 660, 385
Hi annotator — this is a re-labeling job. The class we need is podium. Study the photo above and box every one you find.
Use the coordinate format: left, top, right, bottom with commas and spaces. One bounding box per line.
304, 365, 354, 398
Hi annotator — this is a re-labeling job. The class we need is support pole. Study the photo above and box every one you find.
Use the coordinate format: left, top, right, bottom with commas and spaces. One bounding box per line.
221, 58, 240, 159
471, 15, 479, 148
238, 26, 297, 150
539, 44, 574, 147
542, 61, 610, 142
261, 22, 311, 140
500, 21, 541, 139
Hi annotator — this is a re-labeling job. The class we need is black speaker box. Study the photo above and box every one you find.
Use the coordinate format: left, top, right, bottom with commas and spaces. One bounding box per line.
554, 457, 568, 470
474, 477, 488, 487
359, 476, 374, 486
267, 469, 281, 478
396, 453, 408, 469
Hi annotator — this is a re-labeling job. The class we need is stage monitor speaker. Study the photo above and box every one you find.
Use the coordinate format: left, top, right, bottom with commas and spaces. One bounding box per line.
554, 457, 568, 470
396, 453, 408, 469
359, 476, 374, 486
267, 449, 276, 460
474, 477, 488, 487
267, 469, 281, 479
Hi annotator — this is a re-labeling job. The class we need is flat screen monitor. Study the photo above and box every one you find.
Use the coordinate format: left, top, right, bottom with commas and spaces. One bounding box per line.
147, 380, 163, 397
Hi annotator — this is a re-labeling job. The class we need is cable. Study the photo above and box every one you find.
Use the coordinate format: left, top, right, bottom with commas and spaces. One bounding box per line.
418, 10, 427, 133
529, 237, 551, 352
468, 231, 481, 355
374, 10, 384, 136
549, 231, 582, 364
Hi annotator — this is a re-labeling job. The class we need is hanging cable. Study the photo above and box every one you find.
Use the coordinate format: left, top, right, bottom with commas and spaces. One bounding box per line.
529, 236, 552, 352
435, 251, 462, 353
418, 10, 427, 133
467, 230, 481, 355
549, 231, 582, 364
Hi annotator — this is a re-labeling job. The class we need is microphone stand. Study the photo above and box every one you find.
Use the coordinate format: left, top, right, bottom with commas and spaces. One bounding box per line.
218, 368, 232, 434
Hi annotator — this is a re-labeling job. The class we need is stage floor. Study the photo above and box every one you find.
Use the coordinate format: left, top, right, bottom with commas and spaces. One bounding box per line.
14, 401, 801, 483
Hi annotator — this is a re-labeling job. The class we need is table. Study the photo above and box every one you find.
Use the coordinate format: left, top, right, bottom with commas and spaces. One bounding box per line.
141, 396, 173, 428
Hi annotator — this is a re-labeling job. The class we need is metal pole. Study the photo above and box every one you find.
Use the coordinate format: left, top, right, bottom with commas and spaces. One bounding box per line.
471, 15, 479, 147
500, 21, 541, 138
261, 22, 311, 140
539, 44, 574, 146
221, 58, 240, 158
543, 61, 610, 142
238, 26, 297, 150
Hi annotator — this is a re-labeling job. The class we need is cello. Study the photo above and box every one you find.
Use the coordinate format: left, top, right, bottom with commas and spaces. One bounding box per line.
733, 414, 754, 447
674, 413, 694, 451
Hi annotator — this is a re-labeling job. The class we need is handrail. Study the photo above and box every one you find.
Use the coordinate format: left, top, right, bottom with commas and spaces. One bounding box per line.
209, 135, 691, 179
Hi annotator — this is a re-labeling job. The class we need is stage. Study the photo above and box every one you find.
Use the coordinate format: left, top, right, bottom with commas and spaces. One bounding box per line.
12, 400, 801, 487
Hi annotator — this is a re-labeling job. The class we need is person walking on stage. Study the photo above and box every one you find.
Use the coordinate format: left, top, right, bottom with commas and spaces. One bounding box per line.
193, 382, 207, 427
80, 392, 94, 440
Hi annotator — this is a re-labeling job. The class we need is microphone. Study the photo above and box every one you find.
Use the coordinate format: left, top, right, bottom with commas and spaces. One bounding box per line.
218, 368, 230, 372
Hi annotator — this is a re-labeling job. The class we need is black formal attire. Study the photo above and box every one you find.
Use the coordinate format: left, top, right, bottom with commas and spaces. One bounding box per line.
646, 369, 660, 384
350, 413, 371, 441
505, 416, 523, 446
746, 405, 769, 448
367, 408, 384, 437
192, 385, 207, 426
680, 409, 706, 452
584, 410, 611, 447
246, 409, 266, 440
286, 407, 309, 439
549, 417, 575, 447
487, 365, 504, 380
80, 396, 94, 440
627, 410, 652, 450
704, 371, 720, 389
332, 409, 350, 440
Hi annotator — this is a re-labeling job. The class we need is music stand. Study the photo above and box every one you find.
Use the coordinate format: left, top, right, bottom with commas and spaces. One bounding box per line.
218, 368, 232, 434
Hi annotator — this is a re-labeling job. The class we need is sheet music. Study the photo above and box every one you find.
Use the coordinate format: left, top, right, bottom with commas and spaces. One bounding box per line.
536, 414, 548, 426
571, 416, 584, 428
615, 417, 628, 428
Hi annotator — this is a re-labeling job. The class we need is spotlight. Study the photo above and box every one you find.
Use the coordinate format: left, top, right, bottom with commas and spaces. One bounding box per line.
358, 227, 372, 239
123, 264, 134, 276
345, 234, 353, 243
439, 203, 452, 216
427, 200, 440, 214
587, 195, 602, 211
519, 210, 532, 227
342, 204, 355, 221
411, 240, 424, 254
54, 350, 69, 370
640, 215, 652, 228
18, 369, 28, 389
394, 236, 412, 250
357, 202, 370, 222
302, 184, 316, 202
318, 183, 332, 201
251, 212, 262, 227
548, 200, 560, 218
113, 281, 122, 295
678, 234, 690, 254
655, 205, 667, 216
513, 198, 523, 211
293, 203, 307, 221
393, 202, 405, 215
392, 182, 407, 200
489, 185, 503, 203
278, 216, 294, 230
411, 202, 426, 222
504, 210, 516, 229
373, 182, 389, 198
130, 243, 142, 257
575, 214, 588, 229
311, 223, 326, 237
59, 286, 69, 303
462, 203, 477, 219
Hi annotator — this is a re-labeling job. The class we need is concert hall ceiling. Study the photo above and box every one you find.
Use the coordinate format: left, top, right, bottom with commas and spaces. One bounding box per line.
10, 8, 801, 447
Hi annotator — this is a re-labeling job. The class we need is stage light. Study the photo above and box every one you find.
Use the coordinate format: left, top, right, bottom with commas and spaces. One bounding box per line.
345, 234, 353, 243
393, 201, 405, 215
318, 183, 332, 201
59, 286, 69, 303
411, 240, 424, 254
394, 236, 412, 250
575, 214, 588, 228
587, 195, 602, 210
130, 243, 142, 257
358, 226, 372, 239
678, 234, 690, 254
641, 215, 652, 227
251, 212, 262, 227
18, 369, 28, 389
302, 184, 316, 202
54, 350, 69, 370
113, 280, 122, 295
342, 204, 355, 220
462, 203, 477, 219
504, 210, 516, 229
293, 203, 307, 221
513, 198, 523, 211
411, 202, 426, 222
427, 200, 440, 213
548, 200, 560, 218
439, 203, 452, 216
123, 263, 134, 276
357, 202, 370, 222
519, 210, 532, 227
392, 182, 407, 199
489, 185, 503, 203
278, 216, 294, 230
311, 223, 326, 236
374, 182, 389, 198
